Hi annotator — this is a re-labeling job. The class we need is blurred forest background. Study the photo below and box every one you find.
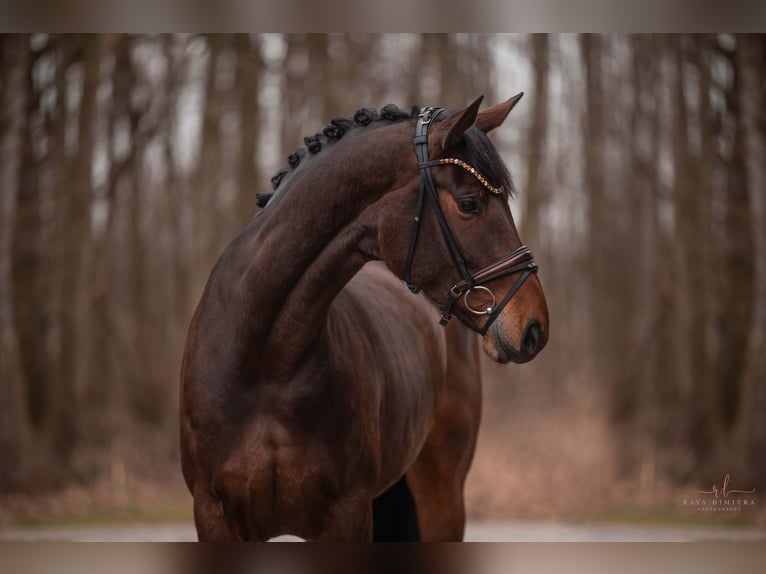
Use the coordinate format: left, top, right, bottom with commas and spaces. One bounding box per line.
0, 34, 764, 524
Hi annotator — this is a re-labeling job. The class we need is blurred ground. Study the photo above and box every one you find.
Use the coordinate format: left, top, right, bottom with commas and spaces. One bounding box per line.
466, 358, 765, 528
1, 359, 763, 537
1, 520, 765, 542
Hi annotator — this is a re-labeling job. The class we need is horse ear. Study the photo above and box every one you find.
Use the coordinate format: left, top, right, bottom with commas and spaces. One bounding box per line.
433, 95, 484, 152
475, 92, 523, 133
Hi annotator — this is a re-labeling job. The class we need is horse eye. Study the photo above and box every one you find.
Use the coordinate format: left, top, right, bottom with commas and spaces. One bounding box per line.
459, 198, 478, 214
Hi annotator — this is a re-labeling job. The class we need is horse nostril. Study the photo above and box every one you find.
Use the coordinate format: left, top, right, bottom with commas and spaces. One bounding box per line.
522, 320, 543, 356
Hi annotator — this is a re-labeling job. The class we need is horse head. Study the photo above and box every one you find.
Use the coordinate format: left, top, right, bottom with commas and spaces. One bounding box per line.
377, 95, 549, 364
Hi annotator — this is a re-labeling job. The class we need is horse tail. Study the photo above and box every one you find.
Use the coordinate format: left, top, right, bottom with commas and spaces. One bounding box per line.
372, 475, 421, 541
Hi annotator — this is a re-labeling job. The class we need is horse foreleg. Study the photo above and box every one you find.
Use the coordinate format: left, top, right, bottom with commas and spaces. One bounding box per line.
407, 324, 481, 542
405, 399, 479, 542
314, 494, 373, 542
406, 454, 468, 542
193, 488, 241, 542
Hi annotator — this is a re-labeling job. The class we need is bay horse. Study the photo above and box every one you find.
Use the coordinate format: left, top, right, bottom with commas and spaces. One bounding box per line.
180, 95, 549, 541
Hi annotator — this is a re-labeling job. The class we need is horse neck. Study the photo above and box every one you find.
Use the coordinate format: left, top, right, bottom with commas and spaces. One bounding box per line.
239, 125, 410, 372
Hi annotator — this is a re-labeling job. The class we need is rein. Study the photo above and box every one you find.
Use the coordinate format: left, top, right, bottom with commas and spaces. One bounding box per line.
404, 107, 539, 336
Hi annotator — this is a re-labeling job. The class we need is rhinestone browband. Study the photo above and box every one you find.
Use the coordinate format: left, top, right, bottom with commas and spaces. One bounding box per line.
438, 158, 504, 195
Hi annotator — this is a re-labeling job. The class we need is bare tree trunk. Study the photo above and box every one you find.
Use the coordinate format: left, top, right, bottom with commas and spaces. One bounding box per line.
714, 36, 755, 434
522, 34, 549, 251
580, 35, 613, 397
406, 35, 425, 107
120, 37, 169, 426
348, 35, 380, 107
234, 34, 260, 225
420, 34, 453, 105
671, 36, 719, 472
193, 34, 223, 273
49, 35, 102, 464
736, 34, 766, 488
12, 40, 51, 430
585, 35, 646, 476
323, 35, 379, 117
432, 34, 449, 104
672, 37, 710, 468
695, 37, 716, 414
611, 36, 653, 474
581, 34, 606, 292
306, 34, 334, 121
468, 34, 492, 100
648, 37, 683, 474
86, 34, 134, 439
0, 34, 30, 489
159, 34, 189, 328
282, 35, 308, 157
47, 35, 72, 467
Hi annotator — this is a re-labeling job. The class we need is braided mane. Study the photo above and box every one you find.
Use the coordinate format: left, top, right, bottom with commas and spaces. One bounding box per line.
257, 102, 515, 208
257, 104, 419, 208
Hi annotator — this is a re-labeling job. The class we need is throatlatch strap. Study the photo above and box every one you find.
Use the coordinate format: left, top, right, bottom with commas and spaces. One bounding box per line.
405, 107, 443, 293
412, 108, 474, 290
404, 181, 426, 293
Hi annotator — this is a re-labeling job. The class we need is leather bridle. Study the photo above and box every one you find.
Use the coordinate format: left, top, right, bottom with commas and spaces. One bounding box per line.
404, 106, 539, 336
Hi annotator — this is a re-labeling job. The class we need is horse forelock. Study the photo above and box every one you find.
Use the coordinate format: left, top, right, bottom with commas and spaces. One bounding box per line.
460, 127, 516, 200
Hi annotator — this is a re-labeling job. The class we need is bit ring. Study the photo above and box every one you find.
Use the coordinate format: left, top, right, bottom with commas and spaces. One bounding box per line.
463, 285, 496, 316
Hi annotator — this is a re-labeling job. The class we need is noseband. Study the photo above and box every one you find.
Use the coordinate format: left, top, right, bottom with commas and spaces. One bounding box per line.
404, 106, 539, 336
